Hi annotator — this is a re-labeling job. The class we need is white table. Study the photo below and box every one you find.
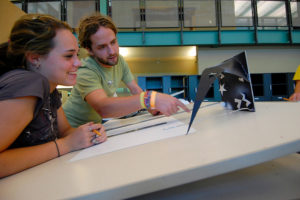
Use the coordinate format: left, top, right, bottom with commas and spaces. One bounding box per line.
0, 102, 300, 200
131, 153, 300, 200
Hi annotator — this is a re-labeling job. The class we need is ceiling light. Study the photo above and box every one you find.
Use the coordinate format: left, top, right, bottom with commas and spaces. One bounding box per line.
119, 47, 129, 57
187, 46, 197, 57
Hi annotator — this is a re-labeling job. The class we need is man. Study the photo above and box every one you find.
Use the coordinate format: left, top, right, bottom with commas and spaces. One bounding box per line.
288, 65, 300, 101
63, 13, 189, 127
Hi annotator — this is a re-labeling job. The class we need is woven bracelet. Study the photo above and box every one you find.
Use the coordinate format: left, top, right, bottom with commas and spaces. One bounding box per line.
53, 140, 61, 157
150, 91, 157, 109
140, 92, 146, 109
144, 90, 152, 109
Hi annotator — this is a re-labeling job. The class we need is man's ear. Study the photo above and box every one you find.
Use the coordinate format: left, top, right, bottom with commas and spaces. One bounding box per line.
86, 48, 94, 56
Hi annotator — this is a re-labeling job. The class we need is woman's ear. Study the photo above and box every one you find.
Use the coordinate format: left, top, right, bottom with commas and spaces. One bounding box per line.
25, 52, 41, 69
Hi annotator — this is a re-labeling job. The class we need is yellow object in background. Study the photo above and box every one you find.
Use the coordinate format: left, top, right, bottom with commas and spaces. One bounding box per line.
293, 65, 300, 80
59, 90, 71, 104
0, 0, 25, 43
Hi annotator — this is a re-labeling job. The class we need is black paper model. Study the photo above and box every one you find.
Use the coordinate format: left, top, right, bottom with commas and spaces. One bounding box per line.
187, 51, 255, 134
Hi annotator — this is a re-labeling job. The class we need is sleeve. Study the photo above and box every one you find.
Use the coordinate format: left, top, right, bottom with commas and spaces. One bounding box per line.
119, 56, 134, 84
0, 70, 49, 101
0, 70, 50, 118
76, 67, 103, 100
293, 65, 300, 80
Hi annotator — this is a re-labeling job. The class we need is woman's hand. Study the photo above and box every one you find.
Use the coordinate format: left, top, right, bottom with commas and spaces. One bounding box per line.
61, 122, 107, 152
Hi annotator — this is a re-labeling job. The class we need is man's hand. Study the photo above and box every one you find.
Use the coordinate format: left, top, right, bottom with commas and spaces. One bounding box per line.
154, 92, 190, 116
147, 109, 161, 116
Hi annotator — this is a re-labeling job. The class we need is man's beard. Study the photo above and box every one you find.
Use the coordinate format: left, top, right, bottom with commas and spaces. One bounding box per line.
96, 54, 119, 66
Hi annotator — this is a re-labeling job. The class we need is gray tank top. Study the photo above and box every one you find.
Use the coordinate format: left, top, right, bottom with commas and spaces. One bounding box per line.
0, 69, 61, 148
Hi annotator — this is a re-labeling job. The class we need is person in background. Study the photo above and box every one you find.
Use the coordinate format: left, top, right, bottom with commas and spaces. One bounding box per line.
63, 13, 190, 128
288, 65, 300, 101
0, 14, 106, 178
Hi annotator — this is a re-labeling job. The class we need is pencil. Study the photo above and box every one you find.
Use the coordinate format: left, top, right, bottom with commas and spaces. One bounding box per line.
283, 98, 289, 101
93, 129, 101, 136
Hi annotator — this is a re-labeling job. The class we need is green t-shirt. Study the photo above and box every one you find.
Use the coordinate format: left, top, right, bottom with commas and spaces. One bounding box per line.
63, 55, 134, 127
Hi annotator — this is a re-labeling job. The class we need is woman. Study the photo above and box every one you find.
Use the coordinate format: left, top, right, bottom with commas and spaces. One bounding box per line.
0, 14, 107, 178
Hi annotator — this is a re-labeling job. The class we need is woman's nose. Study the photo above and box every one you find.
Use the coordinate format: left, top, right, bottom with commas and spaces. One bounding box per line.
74, 57, 81, 67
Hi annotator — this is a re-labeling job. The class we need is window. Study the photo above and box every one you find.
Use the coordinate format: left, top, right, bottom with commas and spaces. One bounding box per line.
291, 0, 300, 27
10, 0, 22, 10
183, 0, 216, 27
66, 0, 96, 28
145, 0, 179, 28
111, 0, 141, 28
257, 0, 287, 27
221, 0, 253, 27
28, 0, 61, 20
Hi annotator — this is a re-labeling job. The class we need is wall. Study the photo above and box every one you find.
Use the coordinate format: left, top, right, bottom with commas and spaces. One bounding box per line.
79, 44, 299, 78
0, 0, 25, 43
121, 46, 198, 77
197, 46, 300, 74
79, 46, 198, 77
126, 57, 197, 76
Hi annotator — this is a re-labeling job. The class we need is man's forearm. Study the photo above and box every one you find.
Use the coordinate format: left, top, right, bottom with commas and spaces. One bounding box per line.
131, 87, 143, 95
96, 95, 142, 118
